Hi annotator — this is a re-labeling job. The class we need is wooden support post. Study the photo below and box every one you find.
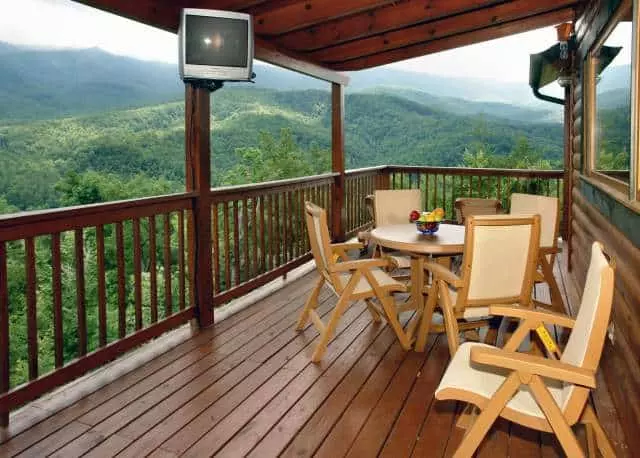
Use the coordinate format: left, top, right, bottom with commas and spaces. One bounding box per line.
563, 83, 574, 270
331, 82, 346, 242
185, 83, 214, 328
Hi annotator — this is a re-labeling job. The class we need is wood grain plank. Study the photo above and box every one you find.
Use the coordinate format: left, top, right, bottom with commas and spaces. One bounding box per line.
0, 273, 317, 455
225, 312, 399, 457
174, 304, 371, 457
379, 336, 446, 458
344, 346, 432, 457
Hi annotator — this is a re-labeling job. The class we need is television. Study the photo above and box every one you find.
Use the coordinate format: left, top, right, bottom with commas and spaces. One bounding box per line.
178, 9, 254, 82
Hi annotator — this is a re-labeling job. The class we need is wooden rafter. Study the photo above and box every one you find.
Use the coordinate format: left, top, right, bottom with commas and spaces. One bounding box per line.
276, 0, 502, 52
253, 0, 397, 35
310, 0, 579, 62
330, 7, 576, 70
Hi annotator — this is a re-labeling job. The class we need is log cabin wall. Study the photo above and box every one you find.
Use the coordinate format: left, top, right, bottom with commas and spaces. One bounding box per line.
573, 0, 640, 447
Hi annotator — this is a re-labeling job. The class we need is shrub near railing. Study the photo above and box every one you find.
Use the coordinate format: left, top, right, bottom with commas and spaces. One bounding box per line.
0, 193, 195, 424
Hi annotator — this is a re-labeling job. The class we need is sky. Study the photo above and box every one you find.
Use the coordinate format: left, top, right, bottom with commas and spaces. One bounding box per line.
0, 0, 632, 83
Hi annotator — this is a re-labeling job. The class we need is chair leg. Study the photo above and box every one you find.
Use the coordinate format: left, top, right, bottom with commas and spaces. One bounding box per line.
379, 295, 412, 350
439, 281, 460, 356
529, 375, 585, 458
311, 293, 351, 363
540, 257, 566, 314
580, 404, 617, 458
365, 298, 382, 323
454, 372, 521, 458
296, 276, 325, 330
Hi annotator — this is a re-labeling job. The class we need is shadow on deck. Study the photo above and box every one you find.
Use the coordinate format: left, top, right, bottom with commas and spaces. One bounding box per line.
0, 255, 630, 457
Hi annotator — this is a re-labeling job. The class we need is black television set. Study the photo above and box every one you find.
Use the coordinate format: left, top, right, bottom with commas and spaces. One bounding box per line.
178, 8, 254, 82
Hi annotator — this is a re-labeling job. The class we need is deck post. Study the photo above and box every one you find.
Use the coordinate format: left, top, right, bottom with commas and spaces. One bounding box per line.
331, 82, 346, 241
185, 83, 214, 328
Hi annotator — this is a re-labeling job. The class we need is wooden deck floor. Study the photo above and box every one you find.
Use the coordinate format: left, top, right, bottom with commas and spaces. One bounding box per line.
0, 258, 629, 457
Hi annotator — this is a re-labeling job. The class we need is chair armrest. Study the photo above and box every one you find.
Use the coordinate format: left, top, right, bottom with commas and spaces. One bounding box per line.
540, 246, 562, 256
331, 242, 364, 251
423, 261, 462, 287
489, 306, 575, 328
470, 347, 596, 388
330, 258, 391, 272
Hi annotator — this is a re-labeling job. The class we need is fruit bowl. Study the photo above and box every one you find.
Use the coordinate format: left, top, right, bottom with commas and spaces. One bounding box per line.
416, 221, 440, 235
410, 207, 444, 235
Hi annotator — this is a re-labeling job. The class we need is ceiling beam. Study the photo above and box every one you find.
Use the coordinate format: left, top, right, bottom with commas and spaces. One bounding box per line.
254, 37, 350, 85
277, 0, 502, 52
76, 0, 181, 32
329, 7, 576, 70
310, 0, 579, 62
253, 0, 396, 35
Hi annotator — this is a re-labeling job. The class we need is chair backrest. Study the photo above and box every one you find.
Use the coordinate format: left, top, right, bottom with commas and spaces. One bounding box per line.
510, 193, 559, 252
456, 214, 541, 310
454, 198, 502, 225
304, 202, 335, 282
374, 189, 421, 226
559, 242, 615, 420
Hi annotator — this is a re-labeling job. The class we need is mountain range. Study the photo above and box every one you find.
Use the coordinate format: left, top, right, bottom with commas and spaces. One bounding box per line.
0, 42, 564, 123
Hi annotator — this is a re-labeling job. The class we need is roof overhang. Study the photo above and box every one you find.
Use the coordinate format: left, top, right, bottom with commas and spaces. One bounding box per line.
74, 0, 587, 79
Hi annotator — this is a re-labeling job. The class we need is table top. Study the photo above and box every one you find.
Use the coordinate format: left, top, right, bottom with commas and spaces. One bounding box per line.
370, 223, 465, 255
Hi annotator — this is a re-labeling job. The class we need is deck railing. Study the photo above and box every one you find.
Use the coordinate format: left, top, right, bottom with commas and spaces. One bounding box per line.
0, 165, 564, 423
0, 193, 196, 424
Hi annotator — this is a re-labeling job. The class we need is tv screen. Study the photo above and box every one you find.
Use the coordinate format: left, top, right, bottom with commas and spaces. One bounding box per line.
179, 9, 253, 82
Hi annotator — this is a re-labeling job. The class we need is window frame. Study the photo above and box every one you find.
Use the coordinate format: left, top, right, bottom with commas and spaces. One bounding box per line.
584, 0, 638, 200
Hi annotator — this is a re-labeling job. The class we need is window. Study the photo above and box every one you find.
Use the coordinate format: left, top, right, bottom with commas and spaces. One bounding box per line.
586, 0, 636, 197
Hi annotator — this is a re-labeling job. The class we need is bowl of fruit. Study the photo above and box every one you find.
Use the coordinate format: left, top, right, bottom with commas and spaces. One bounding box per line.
409, 208, 445, 235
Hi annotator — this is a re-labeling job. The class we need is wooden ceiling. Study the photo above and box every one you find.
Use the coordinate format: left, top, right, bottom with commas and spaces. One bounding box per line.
76, 0, 586, 72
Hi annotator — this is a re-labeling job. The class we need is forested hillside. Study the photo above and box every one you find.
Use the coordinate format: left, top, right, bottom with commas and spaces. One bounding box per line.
0, 86, 565, 212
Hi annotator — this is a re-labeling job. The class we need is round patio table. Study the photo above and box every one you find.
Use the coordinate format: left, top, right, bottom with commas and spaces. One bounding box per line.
370, 223, 465, 351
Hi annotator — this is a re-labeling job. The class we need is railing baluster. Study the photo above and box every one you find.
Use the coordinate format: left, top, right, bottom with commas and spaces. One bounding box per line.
259, 195, 266, 274
74, 230, 86, 357
0, 241, 8, 426
242, 198, 249, 283
96, 226, 107, 347
163, 213, 172, 317
251, 197, 258, 276
212, 203, 220, 294
266, 196, 273, 272
148, 216, 158, 323
223, 201, 231, 291
282, 193, 289, 264
116, 222, 126, 338
133, 219, 143, 331
233, 200, 240, 286
178, 210, 185, 311
275, 193, 281, 267
441, 173, 446, 209
51, 233, 64, 366
187, 208, 195, 308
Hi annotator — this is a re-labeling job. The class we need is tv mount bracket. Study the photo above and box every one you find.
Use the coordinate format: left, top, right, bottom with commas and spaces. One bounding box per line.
186, 73, 257, 93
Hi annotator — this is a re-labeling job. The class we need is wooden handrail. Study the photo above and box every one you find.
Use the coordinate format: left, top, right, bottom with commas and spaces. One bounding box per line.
0, 193, 196, 241
386, 165, 563, 178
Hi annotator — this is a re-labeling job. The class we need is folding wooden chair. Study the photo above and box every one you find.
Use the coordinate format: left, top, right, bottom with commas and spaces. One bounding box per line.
435, 242, 616, 458
454, 197, 503, 225
510, 193, 565, 313
297, 202, 412, 362
421, 214, 541, 355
